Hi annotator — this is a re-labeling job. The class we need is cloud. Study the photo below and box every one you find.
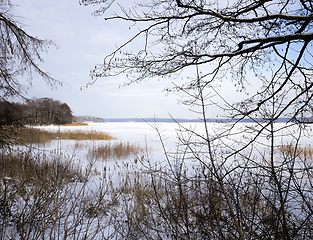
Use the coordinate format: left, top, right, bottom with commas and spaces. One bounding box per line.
10, 0, 201, 119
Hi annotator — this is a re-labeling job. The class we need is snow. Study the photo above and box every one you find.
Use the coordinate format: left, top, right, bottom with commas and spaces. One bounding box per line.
5, 121, 313, 239
35, 121, 313, 163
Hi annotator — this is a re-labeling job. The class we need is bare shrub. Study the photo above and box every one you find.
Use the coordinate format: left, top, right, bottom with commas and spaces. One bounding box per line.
78, 0, 313, 237
0, 149, 86, 184
0, 147, 117, 240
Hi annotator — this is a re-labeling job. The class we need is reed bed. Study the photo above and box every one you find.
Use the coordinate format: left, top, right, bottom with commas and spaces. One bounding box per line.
60, 130, 115, 141
9, 127, 115, 144
279, 144, 313, 160
7, 127, 144, 161
3, 127, 58, 144
0, 149, 86, 186
88, 142, 145, 160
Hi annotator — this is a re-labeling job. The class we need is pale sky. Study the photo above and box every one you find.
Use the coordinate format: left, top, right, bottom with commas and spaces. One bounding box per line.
11, 0, 242, 119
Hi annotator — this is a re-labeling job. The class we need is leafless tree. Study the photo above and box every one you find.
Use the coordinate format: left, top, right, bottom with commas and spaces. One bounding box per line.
81, 0, 313, 120
80, 0, 313, 239
0, 2, 119, 239
0, 0, 59, 146
0, 0, 57, 100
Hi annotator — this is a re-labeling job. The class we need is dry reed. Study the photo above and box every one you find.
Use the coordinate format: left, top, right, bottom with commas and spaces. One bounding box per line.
279, 144, 313, 160
0, 149, 86, 185
59, 130, 115, 141
88, 142, 145, 160
6, 127, 58, 144
9, 127, 115, 144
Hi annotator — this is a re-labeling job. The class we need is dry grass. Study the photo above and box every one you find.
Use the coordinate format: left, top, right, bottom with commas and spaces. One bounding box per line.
279, 144, 313, 160
0, 149, 86, 186
0, 148, 101, 239
7, 127, 145, 161
60, 130, 115, 141
8, 127, 115, 144
5, 127, 59, 144
88, 142, 145, 160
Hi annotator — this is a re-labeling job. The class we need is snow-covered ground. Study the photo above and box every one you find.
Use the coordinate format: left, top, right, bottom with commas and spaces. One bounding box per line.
5, 121, 313, 239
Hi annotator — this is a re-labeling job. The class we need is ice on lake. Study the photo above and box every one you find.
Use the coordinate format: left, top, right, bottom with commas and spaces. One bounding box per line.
34, 121, 313, 176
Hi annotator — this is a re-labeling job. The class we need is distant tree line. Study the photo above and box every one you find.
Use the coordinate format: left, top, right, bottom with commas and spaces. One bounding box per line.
74, 116, 104, 123
0, 98, 73, 126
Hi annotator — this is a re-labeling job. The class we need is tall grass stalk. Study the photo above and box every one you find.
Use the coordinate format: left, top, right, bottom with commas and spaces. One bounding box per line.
88, 142, 146, 160
279, 144, 313, 160
9, 127, 115, 144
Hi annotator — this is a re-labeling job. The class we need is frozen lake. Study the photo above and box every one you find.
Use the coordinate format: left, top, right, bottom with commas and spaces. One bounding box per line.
40, 121, 205, 148
38, 121, 208, 159
7, 121, 313, 239
36, 121, 313, 172
38, 120, 313, 149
